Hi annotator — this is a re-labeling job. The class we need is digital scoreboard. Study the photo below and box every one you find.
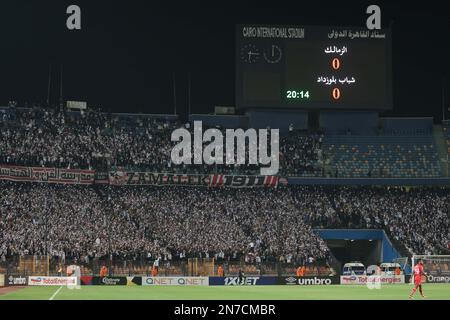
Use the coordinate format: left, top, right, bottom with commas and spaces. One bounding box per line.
236, 25, 392, 110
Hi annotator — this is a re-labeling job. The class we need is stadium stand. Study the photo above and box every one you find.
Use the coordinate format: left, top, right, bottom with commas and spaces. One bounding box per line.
0, 106, 324, 176
279, 130, 324, 177
0, 105, 449, 277
323, 135, 442, 178
443, 120, 450, 155
0, 181, 448, 275
0, 106, 180, 171
2, 106, 445, 178
0, 182, 331, 275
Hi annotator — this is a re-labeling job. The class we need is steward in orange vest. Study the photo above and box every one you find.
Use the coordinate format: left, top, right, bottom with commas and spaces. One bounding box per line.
100, 265, 108, 277
296, 266, 305, 277
217, 265, 224, 277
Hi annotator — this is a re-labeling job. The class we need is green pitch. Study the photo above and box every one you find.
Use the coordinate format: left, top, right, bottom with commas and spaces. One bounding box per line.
0, 284, 449, 300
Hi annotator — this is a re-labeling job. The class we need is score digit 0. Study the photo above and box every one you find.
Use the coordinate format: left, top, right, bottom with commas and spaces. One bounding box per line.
332, 88, 341, 100
332, 58, 340, 70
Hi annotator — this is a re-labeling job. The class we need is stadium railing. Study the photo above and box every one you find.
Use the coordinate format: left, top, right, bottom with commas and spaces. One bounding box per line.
2, 255, 332, 277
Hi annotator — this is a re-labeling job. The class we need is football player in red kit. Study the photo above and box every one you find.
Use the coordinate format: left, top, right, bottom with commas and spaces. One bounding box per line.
409, 259, 427, 299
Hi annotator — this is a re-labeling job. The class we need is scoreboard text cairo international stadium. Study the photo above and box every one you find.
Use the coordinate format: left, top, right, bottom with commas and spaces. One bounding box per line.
236, 25, 392, 110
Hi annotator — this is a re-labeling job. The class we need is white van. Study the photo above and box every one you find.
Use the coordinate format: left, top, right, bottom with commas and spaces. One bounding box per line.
342, 262, 366, 276
380, 263, 402, 275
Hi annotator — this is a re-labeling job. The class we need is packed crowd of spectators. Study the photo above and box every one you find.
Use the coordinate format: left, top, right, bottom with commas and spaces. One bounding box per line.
291, 186, 449, 255
0, 182, 330, 266
1, 182, 448, 267
0, 106, 323, 176
0, 107, 177, 171
279, 130, 324, 176
0, 182, 109, 263
0, 105, 448, 272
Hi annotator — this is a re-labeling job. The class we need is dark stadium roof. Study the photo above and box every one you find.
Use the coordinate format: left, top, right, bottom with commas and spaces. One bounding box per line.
0, 0, 449, 120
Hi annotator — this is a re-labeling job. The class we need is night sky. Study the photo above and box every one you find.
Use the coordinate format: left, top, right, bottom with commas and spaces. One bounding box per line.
0, 0, 449, 121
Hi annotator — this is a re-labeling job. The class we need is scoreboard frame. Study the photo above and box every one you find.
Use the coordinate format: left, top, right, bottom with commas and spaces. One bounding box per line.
235, 24, 393, 111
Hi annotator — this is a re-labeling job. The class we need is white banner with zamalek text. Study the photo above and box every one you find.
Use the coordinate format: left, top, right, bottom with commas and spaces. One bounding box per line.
109, 170, 286, 188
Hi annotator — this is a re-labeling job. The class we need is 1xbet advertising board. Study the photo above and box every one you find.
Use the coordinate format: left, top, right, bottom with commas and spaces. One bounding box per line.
209, 276, 278, 286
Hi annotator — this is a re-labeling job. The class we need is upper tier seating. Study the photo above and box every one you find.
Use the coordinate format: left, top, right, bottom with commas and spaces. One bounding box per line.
323, 135, 441, 178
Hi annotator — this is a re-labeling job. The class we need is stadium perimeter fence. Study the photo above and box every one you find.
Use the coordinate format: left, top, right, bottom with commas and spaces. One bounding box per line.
0, 255, 332, 277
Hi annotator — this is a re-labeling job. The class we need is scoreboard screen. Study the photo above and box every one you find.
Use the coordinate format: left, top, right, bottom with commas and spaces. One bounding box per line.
235, 25, 392, 110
